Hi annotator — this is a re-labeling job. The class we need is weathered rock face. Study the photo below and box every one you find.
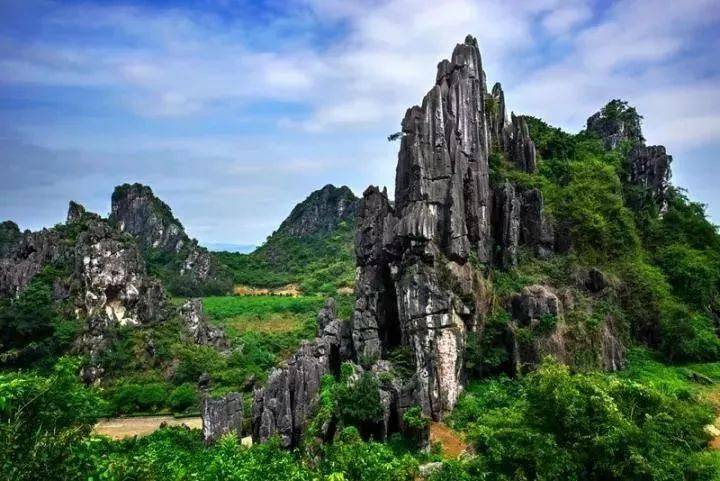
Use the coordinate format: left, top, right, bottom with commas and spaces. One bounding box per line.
0, 221, 22, 258
486, 82, 508, 151
353, 186, 398, 362
351, 36, 554, 422
493, 182, 521, 269
627, 144, 672, 209
277, 184, 359, 238
179, 299, 228, 349
111, 183, 187, 254
508, 114, 537, 173
509, 285, 565, 372
110, 183, 231, 294
202, 393, 243, 444
396, 35, 491, 263
519, 189, 555, 258
73, 219, 167, 382
0, 228, 69, 297
252, 299, 351, 447
586, 99, 644, 150
0, 201, 170, 382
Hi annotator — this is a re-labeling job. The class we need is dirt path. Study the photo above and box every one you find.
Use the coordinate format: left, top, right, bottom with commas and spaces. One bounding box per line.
429, 422, 468, 459
94, 416, 202, 440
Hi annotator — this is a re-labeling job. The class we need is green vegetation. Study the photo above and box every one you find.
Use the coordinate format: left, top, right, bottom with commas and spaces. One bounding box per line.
4, 100, 720, 479
0, 267, 80, 368
92, 295, 353, 415
0, 357, 103, 481
440, 357, 720, 481
216, 219, 356, 295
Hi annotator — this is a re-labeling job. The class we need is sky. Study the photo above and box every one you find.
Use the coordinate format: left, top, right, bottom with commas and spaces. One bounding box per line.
1, 0, 719, 247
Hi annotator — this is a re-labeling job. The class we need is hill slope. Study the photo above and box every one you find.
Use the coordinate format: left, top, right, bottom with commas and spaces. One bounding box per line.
216, 184, 359, 294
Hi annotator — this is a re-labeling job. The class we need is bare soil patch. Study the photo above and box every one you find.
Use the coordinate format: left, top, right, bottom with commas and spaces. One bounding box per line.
94, 416, 201, 440
429, 422, 468, 459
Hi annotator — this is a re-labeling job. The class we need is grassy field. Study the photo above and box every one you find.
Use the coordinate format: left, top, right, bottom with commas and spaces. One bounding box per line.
203, 294, 354, 338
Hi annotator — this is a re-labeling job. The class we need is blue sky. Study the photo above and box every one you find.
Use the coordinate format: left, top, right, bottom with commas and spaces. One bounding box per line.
1, 0, 719, 246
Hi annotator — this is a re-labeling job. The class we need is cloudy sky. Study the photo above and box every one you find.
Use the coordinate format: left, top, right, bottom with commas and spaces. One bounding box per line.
1, 0, 719, 247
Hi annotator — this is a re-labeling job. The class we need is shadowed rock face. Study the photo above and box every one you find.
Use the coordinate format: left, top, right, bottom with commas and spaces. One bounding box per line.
252, 298, 351, 447
277, 184, 359, 238
202, 393, 243, 444
628, 144, 672, 209
110, 183, 231, 294
111, 183, 187, 254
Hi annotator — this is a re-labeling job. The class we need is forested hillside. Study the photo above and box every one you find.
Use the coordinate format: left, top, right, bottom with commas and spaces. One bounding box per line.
216, 184, 358, 294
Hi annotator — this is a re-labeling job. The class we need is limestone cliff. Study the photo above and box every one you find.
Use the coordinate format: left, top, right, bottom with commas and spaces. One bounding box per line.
0, 202, 169, 381
251, 36, 559, 446
110, 183, 233, 296
586, 100, 671, 210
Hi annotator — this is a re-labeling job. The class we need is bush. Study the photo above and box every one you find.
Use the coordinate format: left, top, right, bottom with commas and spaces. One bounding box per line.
661, 310, 720, 362
452, 359, 716, 481
111, 382, 167, 414
168, 384, 199, 412
0, 358, 102, 481
335, 365, 383, 430
655, 243, 720, 309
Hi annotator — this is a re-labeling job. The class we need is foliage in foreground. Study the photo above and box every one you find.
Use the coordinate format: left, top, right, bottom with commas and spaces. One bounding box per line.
443, 358, 720, 481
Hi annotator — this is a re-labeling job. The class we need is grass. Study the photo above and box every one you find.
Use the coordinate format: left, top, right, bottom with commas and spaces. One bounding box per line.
619, 347, 720, 403
203, 295, 326, 338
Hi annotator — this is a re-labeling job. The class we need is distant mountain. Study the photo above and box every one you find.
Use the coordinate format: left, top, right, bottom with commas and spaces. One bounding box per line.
216, 184, 359, 294
205, 243, 257, 254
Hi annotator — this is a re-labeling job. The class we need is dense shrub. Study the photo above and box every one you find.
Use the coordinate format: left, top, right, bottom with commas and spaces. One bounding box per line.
0, 358, 102, 481
168, 383, 198, 412
335, 364, 384, 431
448, 360, 716, 481
0, 267, 79, 367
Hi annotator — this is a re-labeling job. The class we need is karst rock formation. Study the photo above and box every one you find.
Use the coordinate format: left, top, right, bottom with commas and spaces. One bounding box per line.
251, 35, 569, 446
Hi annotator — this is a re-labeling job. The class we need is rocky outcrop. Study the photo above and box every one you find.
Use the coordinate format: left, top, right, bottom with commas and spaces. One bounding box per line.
492, 185, 554, 268
277, 184, 359, 238
202, 393, 244, 444
72, 218, 167, 382
586, 100, 672, 211
110, 183, 232, 295
586, 99, 644, 150
519, 189, 555, 258
353, 186, 398, 362
0, 228, 69, 297
179, 299, 228, 349
252, 299, 350, 447
0, 201, 170, 382
110, 183, 187, 254
493, 182, 521, 268
509, 285, 565, 373
486, 82, 508, 151
508, 114, 537, 173
0, 221, 22, 258
627, 144, 672, 209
